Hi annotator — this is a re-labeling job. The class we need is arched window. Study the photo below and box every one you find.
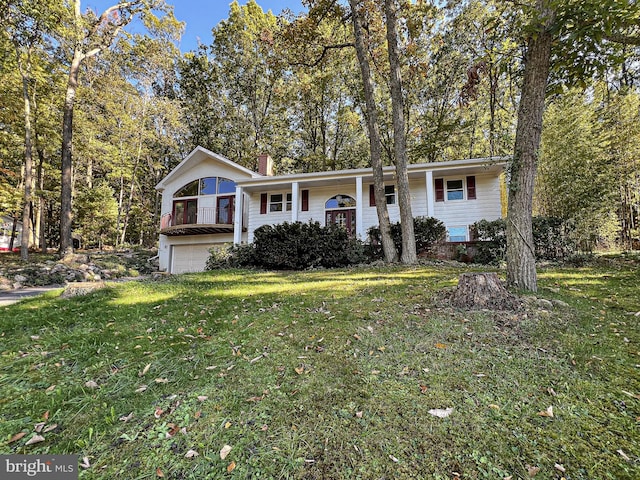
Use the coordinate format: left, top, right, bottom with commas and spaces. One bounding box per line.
325, 195, 356, 235
174, 180, 199, 198
325, 194, 356, 209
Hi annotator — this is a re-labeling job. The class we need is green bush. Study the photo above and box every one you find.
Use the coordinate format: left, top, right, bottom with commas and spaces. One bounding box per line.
532, 216, 577, 261
473, 219, 507, 264
367, 216, 446, 259
207, 222, 367, 270
472, 217, 577, 264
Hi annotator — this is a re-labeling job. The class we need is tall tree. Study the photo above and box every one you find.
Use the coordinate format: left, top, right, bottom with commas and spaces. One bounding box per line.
3, 1, 61, 259
503, 0, 640, 291
58, 0, 172, 256
384, 0, 416, 264
348, 0, 398, 262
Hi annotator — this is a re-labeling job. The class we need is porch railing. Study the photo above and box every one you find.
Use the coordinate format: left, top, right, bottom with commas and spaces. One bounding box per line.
160, 207, 230, 228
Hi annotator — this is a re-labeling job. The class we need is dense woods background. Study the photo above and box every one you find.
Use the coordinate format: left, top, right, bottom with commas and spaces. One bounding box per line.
1, 0, 639, 256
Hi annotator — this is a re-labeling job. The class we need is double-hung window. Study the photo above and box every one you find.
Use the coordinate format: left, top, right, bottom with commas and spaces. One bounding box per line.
435, 176, 477, 202
269, 193, 292, 212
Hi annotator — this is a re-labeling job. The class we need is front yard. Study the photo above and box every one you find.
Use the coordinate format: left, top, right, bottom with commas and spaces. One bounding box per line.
1, 260, 638, 479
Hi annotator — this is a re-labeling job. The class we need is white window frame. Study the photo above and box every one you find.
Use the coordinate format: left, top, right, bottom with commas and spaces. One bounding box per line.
446, 179, 465, 201
269, 193, 292, 212
447, 225, 468, 242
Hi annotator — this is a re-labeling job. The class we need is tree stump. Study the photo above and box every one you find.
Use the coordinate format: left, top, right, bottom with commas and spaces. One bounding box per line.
450, 272, 518, 310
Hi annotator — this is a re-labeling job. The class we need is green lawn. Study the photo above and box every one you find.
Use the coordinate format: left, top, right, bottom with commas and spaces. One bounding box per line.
1, 263, 638, 479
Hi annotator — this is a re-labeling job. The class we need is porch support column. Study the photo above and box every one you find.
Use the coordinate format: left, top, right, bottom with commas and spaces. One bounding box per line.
234, 185, 243, 245
355, 176, 364, 239
426, 171, 435, 217
291, 182, 299, 222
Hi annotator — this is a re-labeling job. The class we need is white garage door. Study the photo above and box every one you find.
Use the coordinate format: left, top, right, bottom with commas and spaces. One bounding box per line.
171, 244, 211, 274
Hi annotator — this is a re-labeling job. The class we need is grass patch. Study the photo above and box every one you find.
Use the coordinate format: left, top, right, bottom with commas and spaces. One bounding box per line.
1, 264, 638, 479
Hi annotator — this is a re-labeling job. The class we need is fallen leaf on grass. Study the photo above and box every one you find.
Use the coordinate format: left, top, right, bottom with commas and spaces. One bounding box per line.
154, 407, 164, 418
554, 463, 566, 473
43, 424, 57, 433
25, 435, 45, 446
538, 406, 554, 418
45, 385, 56, 393
428, 408, 453, 418
139, 363, 151, 377
80, 457, 91, 469
617, 449, 631, 461
156, 467, 164, 477
526, 465, 540, 477
154, 378, 169, 384
227, 461, 236, 473
419, 385, 429, 394
220, 444, 232, 460
294, 366, 305, 375
34, 422, 46, 433
119, 412, 134, 422
621, 390, 640, 400
197, 395, 208, 402
184, 449, 199, 459
85, 380, 99, 389
135, 385, 148, 393
488, 404, 500, 410
435, 343, 447, 349
8, 432, 26, 444
389, 455, 399, 463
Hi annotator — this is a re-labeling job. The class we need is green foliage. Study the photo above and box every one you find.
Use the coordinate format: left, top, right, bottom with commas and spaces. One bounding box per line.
473, 217, 579, 264
368, 216, 446, 259
208, 221, 367, 270
74, 181, 118, 248
473, 218, 507, 264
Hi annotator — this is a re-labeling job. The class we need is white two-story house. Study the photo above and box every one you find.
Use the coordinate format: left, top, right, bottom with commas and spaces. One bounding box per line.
156, 146, 506, 274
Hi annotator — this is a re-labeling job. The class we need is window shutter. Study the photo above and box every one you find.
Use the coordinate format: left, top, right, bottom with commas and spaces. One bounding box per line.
260, 193, 267, 214
435, 178, 444, 202
466, 176, 476, 200
301, 189, 309, 211
369, 184, 376, 206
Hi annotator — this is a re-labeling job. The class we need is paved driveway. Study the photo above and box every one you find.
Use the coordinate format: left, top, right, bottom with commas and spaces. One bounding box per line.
0, 286, 63, 307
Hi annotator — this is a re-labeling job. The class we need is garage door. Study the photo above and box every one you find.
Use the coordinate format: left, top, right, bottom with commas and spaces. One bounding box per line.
171, 244, 211, 274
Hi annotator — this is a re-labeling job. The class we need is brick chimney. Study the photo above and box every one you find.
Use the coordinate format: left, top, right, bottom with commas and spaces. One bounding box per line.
257, 154, 274, 176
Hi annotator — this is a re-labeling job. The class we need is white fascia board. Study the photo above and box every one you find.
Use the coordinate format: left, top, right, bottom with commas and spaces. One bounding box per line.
155, 146, 260, 192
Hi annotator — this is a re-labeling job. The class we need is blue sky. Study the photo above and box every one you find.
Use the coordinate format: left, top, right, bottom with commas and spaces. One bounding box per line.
87, 0, 306, 52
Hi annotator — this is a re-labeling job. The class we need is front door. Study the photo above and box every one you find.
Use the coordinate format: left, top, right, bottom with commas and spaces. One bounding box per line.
326, 209, 356, 236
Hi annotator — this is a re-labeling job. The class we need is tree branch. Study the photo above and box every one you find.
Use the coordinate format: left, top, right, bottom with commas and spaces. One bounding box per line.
290, 42, 354, 67
604, 32, 640, 46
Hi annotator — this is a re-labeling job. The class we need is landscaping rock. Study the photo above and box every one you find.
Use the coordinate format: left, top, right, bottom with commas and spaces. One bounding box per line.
60, 281, 107, 299
536, 298, 554, 310
551, 299, 569, 309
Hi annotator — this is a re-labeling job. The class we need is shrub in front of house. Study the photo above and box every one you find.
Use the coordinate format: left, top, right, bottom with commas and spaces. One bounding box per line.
206, 221, 367, 270
472, 216, 578, 264
473, 219, 507, 264
367, 216, 446, 259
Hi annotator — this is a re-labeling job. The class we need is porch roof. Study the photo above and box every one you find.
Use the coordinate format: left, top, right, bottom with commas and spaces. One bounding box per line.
235, 157, 507, 192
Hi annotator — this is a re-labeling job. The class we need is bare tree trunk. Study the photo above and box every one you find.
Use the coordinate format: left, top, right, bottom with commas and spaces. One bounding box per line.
60, 51, 83, 257
349, 0, 398, 263
506, 1, 555, 292
384, 0, 416, 264
16, 44, 33, 261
